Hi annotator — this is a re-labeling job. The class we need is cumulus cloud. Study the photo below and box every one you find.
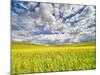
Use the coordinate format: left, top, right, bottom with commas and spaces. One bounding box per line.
11, 1, 96, 45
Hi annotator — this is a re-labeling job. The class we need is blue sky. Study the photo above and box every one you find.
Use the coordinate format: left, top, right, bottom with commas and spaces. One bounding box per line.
11, 1, 96, 45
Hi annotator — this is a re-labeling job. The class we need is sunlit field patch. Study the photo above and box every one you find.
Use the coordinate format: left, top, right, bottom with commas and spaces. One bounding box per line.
11, 42, 96, 75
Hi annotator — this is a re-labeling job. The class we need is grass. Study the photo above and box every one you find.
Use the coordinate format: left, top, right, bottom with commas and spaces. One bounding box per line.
11, 41, 96, 75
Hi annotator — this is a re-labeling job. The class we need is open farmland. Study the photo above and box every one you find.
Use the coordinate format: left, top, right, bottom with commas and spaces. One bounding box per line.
11, 42, 96, 75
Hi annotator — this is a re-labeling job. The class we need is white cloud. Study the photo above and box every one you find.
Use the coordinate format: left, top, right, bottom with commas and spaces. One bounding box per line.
11, 2, 96, 45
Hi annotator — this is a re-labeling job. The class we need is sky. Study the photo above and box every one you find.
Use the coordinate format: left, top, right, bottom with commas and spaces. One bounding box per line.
11, 1, 96, 45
